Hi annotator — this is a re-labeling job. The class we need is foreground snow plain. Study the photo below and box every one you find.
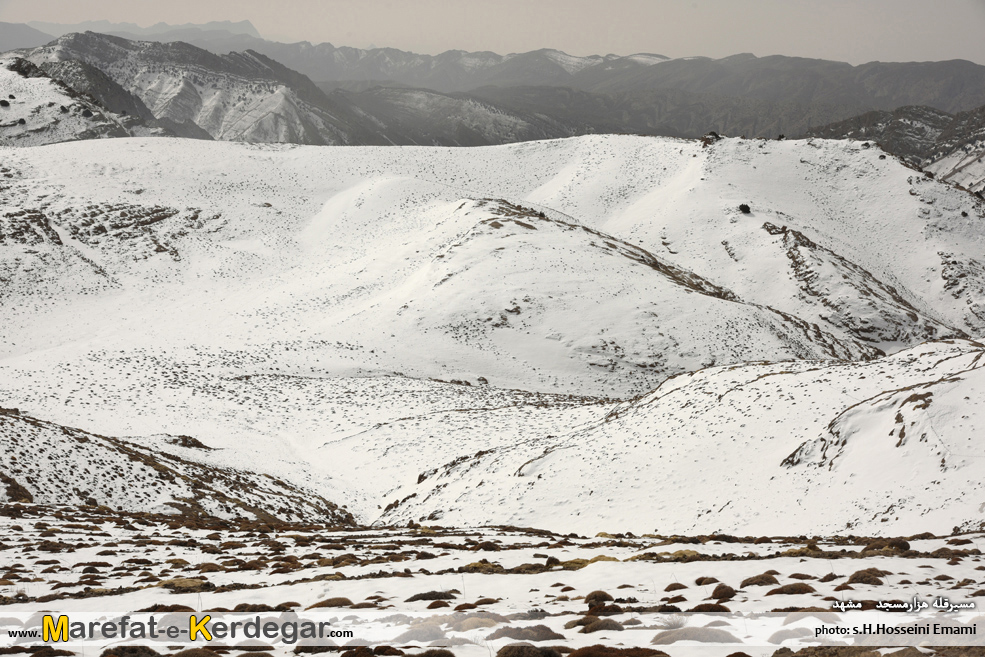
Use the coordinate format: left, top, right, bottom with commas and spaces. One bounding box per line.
1, 504, 984, 655
2, 134, 985, 539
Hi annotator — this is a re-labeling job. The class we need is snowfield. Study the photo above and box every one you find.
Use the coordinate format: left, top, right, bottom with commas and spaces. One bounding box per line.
1, 133, 985, 538
0, 503, 984, 655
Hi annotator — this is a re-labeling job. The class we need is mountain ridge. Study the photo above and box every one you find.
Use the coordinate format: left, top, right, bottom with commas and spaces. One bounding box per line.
808, 104, 985, 193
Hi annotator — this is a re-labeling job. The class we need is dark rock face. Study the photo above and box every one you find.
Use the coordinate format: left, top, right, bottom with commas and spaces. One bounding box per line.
40, 59, 155, 120
806, 106, 954, 164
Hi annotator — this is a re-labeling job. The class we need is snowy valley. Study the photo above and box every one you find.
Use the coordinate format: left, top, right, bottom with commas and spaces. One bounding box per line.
1, 133, 984, 535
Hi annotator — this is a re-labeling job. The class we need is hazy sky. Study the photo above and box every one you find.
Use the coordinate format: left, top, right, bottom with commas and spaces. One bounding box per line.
2, 0, 985, 64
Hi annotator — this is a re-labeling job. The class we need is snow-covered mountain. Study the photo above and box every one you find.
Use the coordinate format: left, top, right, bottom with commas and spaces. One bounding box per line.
16, 32, 582, 147
21, 32, 372, 144
1, 134, 984, 532
808, 104, 985, 193
331, 87, 576, 146
74, 28, 985, 116
26, 19, 261, 39
0, 21, 53, 53
925, 105, 985, 194
805, 106, 954, 164
0, 56, 174, 146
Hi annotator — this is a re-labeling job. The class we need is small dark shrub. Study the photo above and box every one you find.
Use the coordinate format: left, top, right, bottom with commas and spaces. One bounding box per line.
306, 596, 352, 608
581, 618, 623, 634
765, 583, 816, 596
862, 538, 909, 552
100, 647, 161, 657
405, 590, 456, 602
488, 625, 565, 642
688, 603, 730, 612
652, 627, 741, 644
847, 568, 888, 586
496, 646, 560, 657
738, 204, 751, 214
569, 647, 668, 657
711, 584, 735, 600
584, 590, 613, 607
740, 573, 778, 587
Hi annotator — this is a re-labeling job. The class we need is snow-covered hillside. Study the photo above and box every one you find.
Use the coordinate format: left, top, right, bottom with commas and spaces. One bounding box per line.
0, 56, 150, 145
0, 408, 353, 523
22, 32, 366, 144
382, 338, 985, 535
925, 105, 985, 193
928, 142, 985, 193
810, 103, 985, 194
1, 134, 984, 532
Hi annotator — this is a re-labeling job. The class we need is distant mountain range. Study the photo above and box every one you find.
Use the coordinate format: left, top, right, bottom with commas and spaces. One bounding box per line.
3, 25, 985, 190
9, 32, 576, 146
46, 24, 985, 114
0, 21, 54, 51
26, 19, 261, 39
0, 55, 201, 146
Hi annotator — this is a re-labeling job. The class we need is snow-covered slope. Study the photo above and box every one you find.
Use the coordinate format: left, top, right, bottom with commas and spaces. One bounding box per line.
0, 56, 138, 145
334, 87, 575, 146
4, 136, 978, 394
805, 106, 953, 165
380, 199, 880, 391
925, 105, 985, 194
22, 32, 375, 144
383, 338, 985, 535
928, 143, 985, 193
0, 408, 353, 523
809, 103, 985, 194
1, 134, 984, 533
